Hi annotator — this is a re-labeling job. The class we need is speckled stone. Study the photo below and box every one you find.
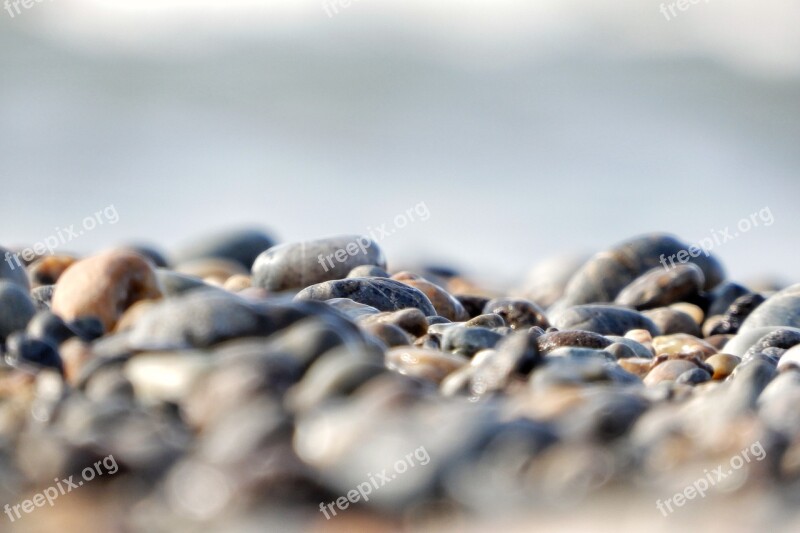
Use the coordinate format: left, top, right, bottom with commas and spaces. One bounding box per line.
482, 298, 550, 330
51, 250, 163, 331
710, 293, 767, 335
252, 235, 386, 292
295, 278, 436, 316
742, 329, 800, 362
615, 264, 705, 310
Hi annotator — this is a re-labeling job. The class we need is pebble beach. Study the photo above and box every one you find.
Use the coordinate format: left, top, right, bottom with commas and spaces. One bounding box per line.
1, 230, 800, 531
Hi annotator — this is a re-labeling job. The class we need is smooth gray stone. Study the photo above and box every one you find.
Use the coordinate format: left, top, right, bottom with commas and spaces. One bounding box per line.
295, 277, 436, 316
723, 326, 800, 357
740, 283, 800, 332
253, 235, 386, 292
552, 304, 661, 336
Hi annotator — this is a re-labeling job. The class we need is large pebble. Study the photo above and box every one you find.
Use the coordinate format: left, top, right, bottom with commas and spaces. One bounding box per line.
643, 359, 699, 386
395, 278, 469, 321
51, 250, 163, 331
482, 298, 549, 330
441, 326, 503, 358
175, 228, 275, 270
295, 278, 436, 316
536, 330, 611, 354
740, 283, 800, 332
642, 307, 700, 336
614, 264, 704, 310
552, 305, 661, 336
252, 235, 385, 292
554, 234, 724, 310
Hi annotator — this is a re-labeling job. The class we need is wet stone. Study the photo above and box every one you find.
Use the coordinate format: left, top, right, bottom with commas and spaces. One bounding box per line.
536, 330, 612, 355
295, 278, 437, 316
465, 313, 506, 329
614, 264, 705, 311
483, 298, 549, 330
552, 305, 661, 337
441, 326, 503, 358
252, 235, 386, 292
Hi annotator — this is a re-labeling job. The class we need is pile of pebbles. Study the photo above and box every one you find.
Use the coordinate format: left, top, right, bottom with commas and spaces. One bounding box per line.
2, 231, 800, 531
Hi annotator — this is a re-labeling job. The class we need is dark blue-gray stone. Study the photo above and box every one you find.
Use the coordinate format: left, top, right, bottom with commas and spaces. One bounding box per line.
175, 228, 275, 270
295, 277, 436, 316
552, 304, 661, 336
0, 281, 36, 342
441, 326, 503, 358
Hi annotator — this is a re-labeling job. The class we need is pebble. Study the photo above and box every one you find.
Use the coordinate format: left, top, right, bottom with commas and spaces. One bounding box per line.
465, 313, 506, 329
651, 333, 716, 358
358, 308, 429, 337
740, 283, 800, 331
26, 311, 76, 346
614, 264, 705, 310
386, 347, 468, 383
552, 305, 661, 336
0, 281, 36, 341
395, 277, 469, 321
642, 307, 701, 336
704, 353, 741, 379
0, 245, 31, 291
536, 330, 611, 354
26, 255, 78, 288
295, 277, 437, 316
777, 345, 800, 371
455, 294, 490, 319
347, 264, 390, 278
252, 235, 386, 292
4, 332, 63, 375
709, 292, 766, 335
482, 298, 549, 330
51, 250, 163, 331
723, 326, 800, 358
325, 297, 381, 320
643, 359, 699, 386
553, 234, 725, 310
174, 228, 275, 270
742, 328, 800, 361
175, 258, 248, 285
675, 367, 712, 385
441, 326, 503, 358
520, 254, 588, 309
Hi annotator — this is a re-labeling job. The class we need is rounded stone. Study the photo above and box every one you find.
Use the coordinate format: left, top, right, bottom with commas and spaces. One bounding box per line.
175, 228, 275, 270
552, 305, 661, 336
51, 250, 163, 331
455, 294, 491, 319
614, 264, 705, 310
465, 313, 506, 329
536, 330, 612, 354
223, 274, 252, 292
0, 245, 31, 291
5, 332, 63, 374
643, 359, 699, 386
675, 367, 712, 385
347, 265, 390, 278
175, 258, 248, 286
705, 353, 741, 379
777, 345, 800, 371
386, 347, 468, 383
397, 278, 469, 321
554, 233, 725, 310
669, 302, 705, 325
363, 322, 412, 347
651, 333, 716, 358
710, 293, 767, 335
0, 281, 37, 341
482, 298, 549, 330
740, 283, 800, 332
295, 278, 436, 316
642, 307, 701, 336
358, 308, 429, 337
723, 326, 800, 357
441, 326, 503, 358
252, 235, 386, 292
26, 311, 75, 346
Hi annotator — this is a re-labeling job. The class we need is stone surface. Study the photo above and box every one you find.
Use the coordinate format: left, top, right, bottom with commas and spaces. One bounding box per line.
295, 278, 436, 316
552, 305, 661, 336
614, 264, 705, 310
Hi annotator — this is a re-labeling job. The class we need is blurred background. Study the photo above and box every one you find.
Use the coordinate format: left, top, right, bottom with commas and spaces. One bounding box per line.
1, 0, 798, 287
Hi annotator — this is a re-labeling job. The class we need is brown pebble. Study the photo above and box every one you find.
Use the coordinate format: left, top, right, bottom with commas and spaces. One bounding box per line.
625, 329, 653, 344
386, 347, 468, 383
60, 338, 94, 384
51, 250, 163, 331
643, 359, 699, 386
223, 274, 252, 292
27, 255, 78, 289
652, 333, 716, 359
618, 357, 655, 378
669, 302, 704, 325
364, 322, 413, 347
396, 279, 469, 321
704, 353, 741, 380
